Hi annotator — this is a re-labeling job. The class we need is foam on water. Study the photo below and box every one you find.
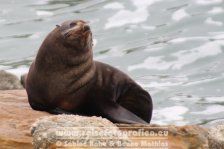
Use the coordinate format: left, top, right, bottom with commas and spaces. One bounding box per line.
104, 0, 165, 29
29, 32, 42, 40
169, 36, 208, 43
153, 106, 189, 125
137, 75, 188, 90
105, 9, 149, 29
205, 17, 223, 26
172, 9, 190, 21
192, 105, 224, 115
103, 2, 124, 10
34, 0, 50, 5
212, 33, 224, 39
36, 11, 54, 17
128, 41, 223, 71
200, 96, 224, 104
140, 25, 156, 30
196, 0, 223, 5
208, 7, 224, 14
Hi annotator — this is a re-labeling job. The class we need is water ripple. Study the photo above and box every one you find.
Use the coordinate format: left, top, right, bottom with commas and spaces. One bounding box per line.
0, 0, 224, 125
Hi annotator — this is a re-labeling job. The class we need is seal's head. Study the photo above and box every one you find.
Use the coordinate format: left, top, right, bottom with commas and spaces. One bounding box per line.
56, 20, 93, 51
35, 20, 94, 69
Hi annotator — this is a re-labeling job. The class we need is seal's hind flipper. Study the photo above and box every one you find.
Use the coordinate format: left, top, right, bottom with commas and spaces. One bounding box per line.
118, 87, 153, 123
96, 100, 148, 124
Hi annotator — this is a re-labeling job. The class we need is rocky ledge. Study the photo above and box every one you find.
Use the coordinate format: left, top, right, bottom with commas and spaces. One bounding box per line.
0, 90, 223, 149
0, 90, 50, 149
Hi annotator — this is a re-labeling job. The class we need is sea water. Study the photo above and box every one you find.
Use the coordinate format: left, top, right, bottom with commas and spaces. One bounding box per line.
0, 0, 224, 125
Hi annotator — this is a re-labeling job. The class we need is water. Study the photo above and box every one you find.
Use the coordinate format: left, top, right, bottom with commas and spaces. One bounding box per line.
0, 0, 224, 125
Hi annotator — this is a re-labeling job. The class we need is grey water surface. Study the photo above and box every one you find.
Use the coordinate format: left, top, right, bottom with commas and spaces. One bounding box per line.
0, 0, 224, 125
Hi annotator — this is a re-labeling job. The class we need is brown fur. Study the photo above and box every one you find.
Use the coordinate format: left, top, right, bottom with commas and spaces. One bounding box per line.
26, 20, 153, 124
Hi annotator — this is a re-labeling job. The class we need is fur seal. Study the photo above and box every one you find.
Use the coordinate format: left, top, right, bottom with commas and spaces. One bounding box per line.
25, 20, 153, 124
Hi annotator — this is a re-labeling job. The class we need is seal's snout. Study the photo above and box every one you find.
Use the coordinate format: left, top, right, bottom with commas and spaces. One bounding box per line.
83, 24, 90, 32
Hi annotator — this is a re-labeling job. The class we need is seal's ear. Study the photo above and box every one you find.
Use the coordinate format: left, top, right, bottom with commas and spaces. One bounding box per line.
56, 24, 61, 28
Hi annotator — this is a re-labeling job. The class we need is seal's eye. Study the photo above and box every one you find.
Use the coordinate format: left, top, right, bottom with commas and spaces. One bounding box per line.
70, 22, 77, 28
56, 24, 61, 28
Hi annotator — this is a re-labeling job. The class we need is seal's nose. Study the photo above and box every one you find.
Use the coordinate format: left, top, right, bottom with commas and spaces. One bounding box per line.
83, 24, 90, 32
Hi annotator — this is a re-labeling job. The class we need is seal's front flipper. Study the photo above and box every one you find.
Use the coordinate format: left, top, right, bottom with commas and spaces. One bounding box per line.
29, 101, 74, 115
118, 87, 153, 123
97, 100, 148, 124
47, 108, 74, 115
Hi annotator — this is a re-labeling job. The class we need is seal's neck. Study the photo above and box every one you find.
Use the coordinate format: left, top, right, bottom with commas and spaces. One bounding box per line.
35, 36, 96, 92
65, 50, 96, 92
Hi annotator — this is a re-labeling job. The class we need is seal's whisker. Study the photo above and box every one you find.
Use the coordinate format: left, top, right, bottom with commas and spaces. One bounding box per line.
64, 32, 71, 38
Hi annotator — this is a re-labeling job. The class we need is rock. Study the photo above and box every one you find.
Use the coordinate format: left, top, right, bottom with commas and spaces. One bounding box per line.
0, 70, 23, 90
208, 122, 224, 148
20, 73, 27, 88
168, 125, 209, 149
31, 115, 130, 149
32, 116, 210, 149
0, 90, 50, 149
0, 89, 217, 149
117, 124, 209, 149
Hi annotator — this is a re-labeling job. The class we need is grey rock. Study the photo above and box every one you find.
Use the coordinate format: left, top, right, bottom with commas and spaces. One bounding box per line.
31, 115, 130, 149
208, 122, 224, 149
20, 73, 27, 88
0, 70, 22, 90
